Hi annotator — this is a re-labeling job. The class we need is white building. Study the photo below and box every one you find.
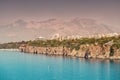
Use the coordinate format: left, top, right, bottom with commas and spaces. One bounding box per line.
35, 36, 45, 40
51, 33, 60, 40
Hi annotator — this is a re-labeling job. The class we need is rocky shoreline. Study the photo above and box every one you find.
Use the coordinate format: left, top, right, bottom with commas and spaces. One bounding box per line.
0, 49, 19, 51
19, 44, 120, 59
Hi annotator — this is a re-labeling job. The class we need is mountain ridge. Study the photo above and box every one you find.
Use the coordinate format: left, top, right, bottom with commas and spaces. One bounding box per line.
0, 18, 117, 42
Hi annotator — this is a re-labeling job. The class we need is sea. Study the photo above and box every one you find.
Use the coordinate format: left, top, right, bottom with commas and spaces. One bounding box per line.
0, 50, 120, 80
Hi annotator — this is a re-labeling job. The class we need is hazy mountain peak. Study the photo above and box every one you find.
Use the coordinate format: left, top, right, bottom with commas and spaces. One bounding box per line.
39, 18, 57, 23
12, 19, 27, 27
14, 19, 26, 24
0, 18, 118, 42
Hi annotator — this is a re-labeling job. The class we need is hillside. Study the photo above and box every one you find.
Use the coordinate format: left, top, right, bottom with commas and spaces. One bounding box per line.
0, 18, 116, 42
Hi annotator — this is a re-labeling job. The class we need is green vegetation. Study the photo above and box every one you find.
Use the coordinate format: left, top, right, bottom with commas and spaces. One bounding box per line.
0, 41, 26, 49
1, 36, 120, 50
27, 36, 120, 50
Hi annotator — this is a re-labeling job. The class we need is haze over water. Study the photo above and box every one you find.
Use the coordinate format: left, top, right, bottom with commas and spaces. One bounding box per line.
0, 51, 120, 80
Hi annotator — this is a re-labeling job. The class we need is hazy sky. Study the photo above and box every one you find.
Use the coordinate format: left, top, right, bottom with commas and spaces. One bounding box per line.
0, 0, 120, 27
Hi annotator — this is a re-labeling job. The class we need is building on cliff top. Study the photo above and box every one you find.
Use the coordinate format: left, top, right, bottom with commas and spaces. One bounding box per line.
49, 33, 120, 41
35, 36, 45, 40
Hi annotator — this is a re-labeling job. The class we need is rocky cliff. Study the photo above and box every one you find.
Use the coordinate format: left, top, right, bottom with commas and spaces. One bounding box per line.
19, 44, 120, 59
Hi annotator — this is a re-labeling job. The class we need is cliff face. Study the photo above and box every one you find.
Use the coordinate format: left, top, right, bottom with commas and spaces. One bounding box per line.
19, 44, 120, 59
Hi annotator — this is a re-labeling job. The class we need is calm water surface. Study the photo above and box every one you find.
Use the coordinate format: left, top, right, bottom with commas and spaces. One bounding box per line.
0, 50, 120, 80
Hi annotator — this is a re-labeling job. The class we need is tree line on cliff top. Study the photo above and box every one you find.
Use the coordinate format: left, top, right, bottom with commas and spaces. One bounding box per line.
27, 36, 120, 50
0, 36, 120, 50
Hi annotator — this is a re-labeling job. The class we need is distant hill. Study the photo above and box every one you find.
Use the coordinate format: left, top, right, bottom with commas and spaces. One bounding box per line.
0, 18, 117, 42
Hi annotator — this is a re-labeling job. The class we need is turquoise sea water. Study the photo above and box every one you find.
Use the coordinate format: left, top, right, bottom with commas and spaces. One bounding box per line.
0, 50, 120, 80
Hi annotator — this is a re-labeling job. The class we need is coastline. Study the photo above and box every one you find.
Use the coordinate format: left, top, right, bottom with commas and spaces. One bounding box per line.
0, 49, 20, 51
19, 45, 120, 60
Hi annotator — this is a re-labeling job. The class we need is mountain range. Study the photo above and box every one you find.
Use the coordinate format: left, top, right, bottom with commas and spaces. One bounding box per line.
0, 18, 118, 42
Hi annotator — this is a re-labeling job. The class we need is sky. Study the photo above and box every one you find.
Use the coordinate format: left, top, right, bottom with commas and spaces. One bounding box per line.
0, 0, 120, 26
0, 0, 120, 42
